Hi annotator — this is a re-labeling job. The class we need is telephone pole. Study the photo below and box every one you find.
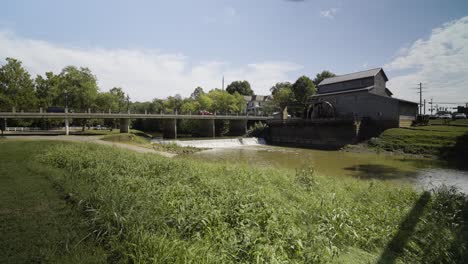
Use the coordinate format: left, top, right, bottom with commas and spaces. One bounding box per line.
222, 76, 225, 91
418, 82, 422, 115
423, 99, 426, 115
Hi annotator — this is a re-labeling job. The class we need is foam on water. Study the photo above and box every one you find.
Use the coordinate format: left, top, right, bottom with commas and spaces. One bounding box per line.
153, 137, 266, 148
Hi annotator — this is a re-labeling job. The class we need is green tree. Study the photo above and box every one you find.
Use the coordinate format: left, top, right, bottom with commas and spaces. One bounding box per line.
271, 84, 294, 108
226, 80, 254, 96
180, 99, 200, 114
0, 57, 36, 111
163, 94, 183, 113
58, 66, 99, 111
95, 92, 118, 112
35, 72, 61, 109
190, 86, 205, 100
291, 76, 315, 104
207, 89, 239, 114
109, 87, 126, 112
270, 82, 292, 97
197, 94, 213, 112
313, 70, 336, 86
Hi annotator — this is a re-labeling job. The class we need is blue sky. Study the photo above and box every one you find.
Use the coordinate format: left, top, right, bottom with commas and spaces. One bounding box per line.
1, 0, 467, 103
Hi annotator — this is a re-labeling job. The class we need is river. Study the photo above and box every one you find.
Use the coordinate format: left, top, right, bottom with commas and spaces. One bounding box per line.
170, 139, 468, 193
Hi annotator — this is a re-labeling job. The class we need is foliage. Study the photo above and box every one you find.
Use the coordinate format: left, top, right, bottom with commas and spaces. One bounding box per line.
292, 75, 316, 104
190, 86, 205, 100
246, 122, 268, 137
152, 142, 205, 155
58, 66, 99, 111
313, 70, 336, 86
270, 82, 295, 109
226, 80, 254, 96
35, 141, 468, 263
368, 126, 468, 165
0, 57, 36, 111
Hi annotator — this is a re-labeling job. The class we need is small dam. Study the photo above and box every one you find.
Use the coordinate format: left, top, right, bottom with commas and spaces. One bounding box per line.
154, 137, 266, 148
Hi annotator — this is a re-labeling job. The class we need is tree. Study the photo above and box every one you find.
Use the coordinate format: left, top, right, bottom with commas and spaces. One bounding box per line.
313, 70, 336, 86
163, 94, 183, 113
35, 72, 60, 109
109, 87, 126, 112
291, 76, 315, 104
207, 89, 239, 114
197, 94, 213, 111
270, 82, 292, 97
190, 86, 205, 100
226, 80, 254, 96
0, 57, 36, 111
58, 66, 99, 111
271, 84, 294, 107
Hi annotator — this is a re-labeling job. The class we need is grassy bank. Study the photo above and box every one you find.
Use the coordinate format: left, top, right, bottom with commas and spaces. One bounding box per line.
30, 141, 468, 263
368, 125, 468, 161
0, 141, 107, 263
1, 140, 467, 263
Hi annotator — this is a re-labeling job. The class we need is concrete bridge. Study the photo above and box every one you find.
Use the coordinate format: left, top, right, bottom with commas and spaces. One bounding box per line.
0, 109, 272, 138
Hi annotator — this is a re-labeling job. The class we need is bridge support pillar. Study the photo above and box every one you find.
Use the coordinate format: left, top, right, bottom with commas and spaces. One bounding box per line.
198, 119, 215, 138
120, 118, 130, 133
65, 118, 70, 136
163, 119, 177, 139
229, 120, 248, 136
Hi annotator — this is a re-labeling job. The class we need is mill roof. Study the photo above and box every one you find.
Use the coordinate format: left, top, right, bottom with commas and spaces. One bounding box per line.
318, 68, 388, 86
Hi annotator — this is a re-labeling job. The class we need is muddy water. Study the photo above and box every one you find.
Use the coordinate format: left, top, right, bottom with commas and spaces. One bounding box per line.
185, 144, 468, 193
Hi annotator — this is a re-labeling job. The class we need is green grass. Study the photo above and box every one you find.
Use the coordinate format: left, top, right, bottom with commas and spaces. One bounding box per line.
429, 119, 468, 126
369, 126, 468, 161
36, 142, 468, 263
0, 141, 107, 263
1, 140, 467, 263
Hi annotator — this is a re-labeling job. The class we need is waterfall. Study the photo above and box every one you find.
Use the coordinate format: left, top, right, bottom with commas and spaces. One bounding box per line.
153, 137, 266, 148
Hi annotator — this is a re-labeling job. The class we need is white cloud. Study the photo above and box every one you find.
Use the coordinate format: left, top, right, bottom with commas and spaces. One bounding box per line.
0, 31, 302, 101
386, 16, 468, 103
320, 8, 338, 19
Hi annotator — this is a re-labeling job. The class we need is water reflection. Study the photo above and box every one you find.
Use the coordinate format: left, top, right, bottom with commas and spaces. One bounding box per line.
186, 144, 468, 193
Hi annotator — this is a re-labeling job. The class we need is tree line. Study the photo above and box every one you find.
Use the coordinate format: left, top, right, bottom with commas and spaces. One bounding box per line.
0, 56, 335, 129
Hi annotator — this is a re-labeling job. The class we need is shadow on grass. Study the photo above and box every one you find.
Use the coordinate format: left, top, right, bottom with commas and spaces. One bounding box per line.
440, 132, 468, 170
377, 191, 431, 264
343, 164, 418, 180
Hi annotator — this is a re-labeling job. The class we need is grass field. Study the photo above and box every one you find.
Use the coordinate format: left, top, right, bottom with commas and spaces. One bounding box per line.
369, 125, 468, 162
1, 140, 466, 263
429, 119, 468, 126
0, 141, 107, 263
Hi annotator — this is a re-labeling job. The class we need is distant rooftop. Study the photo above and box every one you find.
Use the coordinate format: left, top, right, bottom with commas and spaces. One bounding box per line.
318, 68, 388, 86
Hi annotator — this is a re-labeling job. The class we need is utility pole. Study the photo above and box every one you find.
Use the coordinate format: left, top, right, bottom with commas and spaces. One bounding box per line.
222, 76, 225, 91
418, 82, 422, 115
423, 99, 426, 115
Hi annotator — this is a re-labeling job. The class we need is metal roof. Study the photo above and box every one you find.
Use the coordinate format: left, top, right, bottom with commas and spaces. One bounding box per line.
318, 68, 388, 86
312, 86, 375, 97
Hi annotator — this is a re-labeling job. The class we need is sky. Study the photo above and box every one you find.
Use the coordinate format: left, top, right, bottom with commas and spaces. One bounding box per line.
0, 0, 467, 104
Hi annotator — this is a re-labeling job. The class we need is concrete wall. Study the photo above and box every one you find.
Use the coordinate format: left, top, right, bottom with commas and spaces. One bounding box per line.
229, 120, 247, 136
197, 119, 215, 137
267, 119, 358, 149
162, 119, 177, 139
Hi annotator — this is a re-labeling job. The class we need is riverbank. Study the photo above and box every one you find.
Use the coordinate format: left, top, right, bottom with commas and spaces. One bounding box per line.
1, 140, 466, 263
345, 125, 468, 165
